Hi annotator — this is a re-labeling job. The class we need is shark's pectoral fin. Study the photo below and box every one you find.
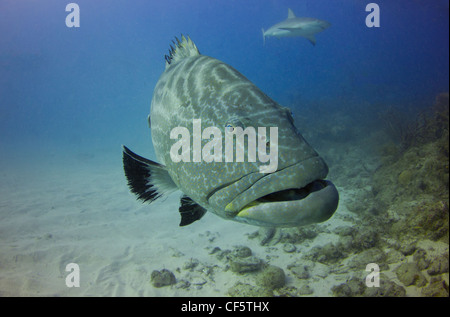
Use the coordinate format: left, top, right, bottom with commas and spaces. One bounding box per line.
179, 195, 207, 226
122, 145, 178, 203
306, 35, 316, 46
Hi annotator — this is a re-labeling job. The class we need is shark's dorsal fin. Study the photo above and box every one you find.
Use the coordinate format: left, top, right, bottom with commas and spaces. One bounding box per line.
287, 8, 296, 19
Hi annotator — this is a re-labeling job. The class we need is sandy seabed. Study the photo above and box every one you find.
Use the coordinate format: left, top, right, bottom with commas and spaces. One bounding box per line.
0, 149, 447, 297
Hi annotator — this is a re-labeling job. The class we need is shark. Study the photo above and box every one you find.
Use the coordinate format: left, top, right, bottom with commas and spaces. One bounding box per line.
122, 36, 339, 228
262, 8, 331, 46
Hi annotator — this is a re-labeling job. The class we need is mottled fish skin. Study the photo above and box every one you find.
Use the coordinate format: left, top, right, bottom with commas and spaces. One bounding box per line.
149, 36, 334, 225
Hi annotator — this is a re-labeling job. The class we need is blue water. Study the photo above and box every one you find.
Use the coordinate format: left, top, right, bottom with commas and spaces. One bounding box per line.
1, 0, 448, 161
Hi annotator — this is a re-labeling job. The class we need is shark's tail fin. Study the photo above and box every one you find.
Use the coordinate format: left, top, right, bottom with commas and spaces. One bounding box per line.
262, 28, 266, 46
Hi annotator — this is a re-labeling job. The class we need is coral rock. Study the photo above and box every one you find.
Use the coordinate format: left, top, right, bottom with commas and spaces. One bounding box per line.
395, 263, 427, 287
151, 269, 176, 288
256, 265, 286, 289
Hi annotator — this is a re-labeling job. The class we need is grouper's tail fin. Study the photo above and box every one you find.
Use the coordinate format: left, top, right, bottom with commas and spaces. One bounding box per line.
164, 35, 200, 69
122, 145, 178, 203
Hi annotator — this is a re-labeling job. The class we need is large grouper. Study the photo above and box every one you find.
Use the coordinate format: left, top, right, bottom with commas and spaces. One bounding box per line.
123, 35, 339, 228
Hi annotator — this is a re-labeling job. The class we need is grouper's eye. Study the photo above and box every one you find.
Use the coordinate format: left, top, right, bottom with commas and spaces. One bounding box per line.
225, 118, 246, 135
225, 124, 235, 133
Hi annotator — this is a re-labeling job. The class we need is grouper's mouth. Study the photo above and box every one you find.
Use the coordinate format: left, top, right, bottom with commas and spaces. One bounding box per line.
253, 180, 329, 204
234, 179, 339, 227
208, 157, 339, 227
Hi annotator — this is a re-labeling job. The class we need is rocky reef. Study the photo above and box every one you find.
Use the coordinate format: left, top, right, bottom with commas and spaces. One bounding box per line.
279, 92, 449, 297
373, 94, 448, 241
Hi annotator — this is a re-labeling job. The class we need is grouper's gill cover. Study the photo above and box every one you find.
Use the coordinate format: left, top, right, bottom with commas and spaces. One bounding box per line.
123, 35, 339, 228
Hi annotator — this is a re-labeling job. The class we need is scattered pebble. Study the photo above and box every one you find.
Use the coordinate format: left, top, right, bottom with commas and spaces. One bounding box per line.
230, 256, 262, 273
297, 284, 314, 295
255, 265, 285, 289
288, 264, 310, 279
175, 280, 190, 289
395, 263, 427, 287
421, 277, 449, 297
232, 245, 252, 258
283, 243, 296, 253
151, 269, 176, 288
427, 254, 449, 275
183, 258, 199, 270
228, 282, 273, 297
191, 276, 207, 286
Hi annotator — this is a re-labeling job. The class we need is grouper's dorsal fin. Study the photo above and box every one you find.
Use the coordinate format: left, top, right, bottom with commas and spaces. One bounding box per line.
179, 195, 207, 226
122, 145, 178, 203
164, 35, 200, 69
287, 8, 296, 19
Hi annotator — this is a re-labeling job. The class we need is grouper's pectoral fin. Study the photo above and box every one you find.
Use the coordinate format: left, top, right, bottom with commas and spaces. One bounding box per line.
179, 195, 207, 226
122, 145, 178, 203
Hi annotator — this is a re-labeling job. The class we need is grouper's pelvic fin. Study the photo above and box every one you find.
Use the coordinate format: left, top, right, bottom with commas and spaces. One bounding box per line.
164, 35, 200, 69
179, 195, 207, 226
122, 145, 178, 203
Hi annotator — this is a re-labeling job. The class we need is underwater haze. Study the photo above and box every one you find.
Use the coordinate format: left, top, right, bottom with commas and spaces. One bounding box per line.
0, 0, 449, 297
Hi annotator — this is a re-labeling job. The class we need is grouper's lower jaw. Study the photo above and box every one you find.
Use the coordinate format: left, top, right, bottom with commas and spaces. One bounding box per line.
233, 180, 339, 228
